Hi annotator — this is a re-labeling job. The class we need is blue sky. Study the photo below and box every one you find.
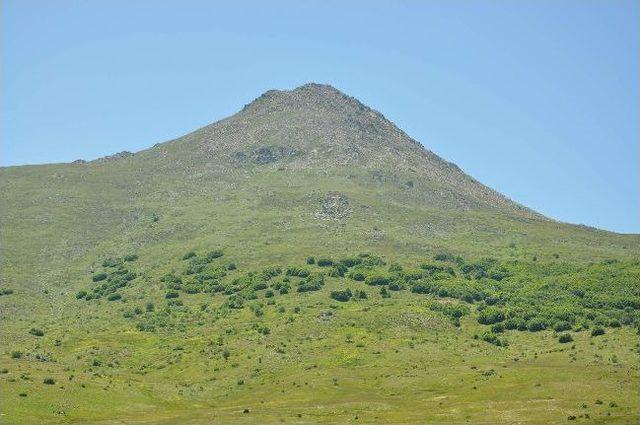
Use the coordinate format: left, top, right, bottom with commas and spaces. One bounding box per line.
1, 0, 638, 233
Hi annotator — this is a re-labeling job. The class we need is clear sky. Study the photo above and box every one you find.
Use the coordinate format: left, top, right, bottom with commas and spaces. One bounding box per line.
1, 0, 638, 233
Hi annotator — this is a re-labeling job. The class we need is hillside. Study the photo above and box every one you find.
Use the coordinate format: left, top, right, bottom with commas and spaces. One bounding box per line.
0, 83, 639, 424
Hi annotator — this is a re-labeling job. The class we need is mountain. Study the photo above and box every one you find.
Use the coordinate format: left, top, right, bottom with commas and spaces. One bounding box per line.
0, 84, 638, 424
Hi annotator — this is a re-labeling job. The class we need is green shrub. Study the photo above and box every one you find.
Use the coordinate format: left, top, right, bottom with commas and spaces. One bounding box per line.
272, 281, 291, 295
479, 332, 508, 347
527, 318, 547, 332
29, 328, 44, 337
434, 253, 462, 264
354, 290, 368, 299
411, 282, 434, 294
75, 290, 87, 299
330, 289, 352, 302
348, 270, 366, 281
609, 319, 621, 328
145, 302, 155, 312
107, 293, 122, 301
306, 256, 315, 265
504, 318, 527, 331
123, 254, 138, 262
477, 308, 505, 325
388, 281, 404, 291
420, 263, 452, 275
226, 295, 244, 309
558, 333, 573, 343
286, 267, 310, 278
328, 264, 348, 277
380, 287, 390, 298
297, 275, 325, 292
0, 288, 14, 296
227, 263, 237, 270
491, 323, 505, 333
553, 321, 572, 332
165, 291, 179, 299
261, 266, 282, 280
364, 273, 391, 286
264, 290, 274, 298
11, 351, 22, 359
43, 378, 55, 385
591, 327, 605, 337
339, 257, 361, 268
206, 249, 224, 260
92, 272, 107, 282
317, 258, 333, 267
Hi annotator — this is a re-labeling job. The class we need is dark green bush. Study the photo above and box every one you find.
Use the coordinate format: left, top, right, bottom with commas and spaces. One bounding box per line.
286, 267, 310, 278
11, 351, 22, 359
477, 308, 505, 325
591, 327, 605, 337
328, 264, 348, 277
491, 323, 505, 333
124, 254, 138, 262
306, 256, 315, 265
330, 289, 352, 302
76, 290, 87, 299
227, 263, 237, 270
261, 266, 282, 280
527, 318, 547, 332
43, 378, 55, 385
339, 257, 361, 268
0, 288, 14, 296
165, 291, 179, 299
297, 275, 325, 292
553, 321, 572, 332
388, 281, 404, 291
504, 318, 527, 331
92, 272, 107, 282
411, 282, 434, 294
558, 333, 573, 343
479, 332, 508, 347
206, 249, 224, 260
317, 258, 334, 267
364, 273, 391, 286
348, 270, 366, 281
107, 293, 122, 301
227, 295, 244, 309
29, 328, 44, 337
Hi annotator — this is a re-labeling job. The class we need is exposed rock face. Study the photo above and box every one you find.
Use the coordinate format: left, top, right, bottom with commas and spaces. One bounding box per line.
316, 192, 352, 221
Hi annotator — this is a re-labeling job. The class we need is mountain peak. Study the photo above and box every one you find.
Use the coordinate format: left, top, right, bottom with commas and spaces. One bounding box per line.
244, 82, 368, 114
157, 84, 533, 216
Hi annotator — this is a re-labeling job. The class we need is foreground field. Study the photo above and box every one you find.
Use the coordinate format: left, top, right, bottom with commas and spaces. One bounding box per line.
1, 254, 639, 424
